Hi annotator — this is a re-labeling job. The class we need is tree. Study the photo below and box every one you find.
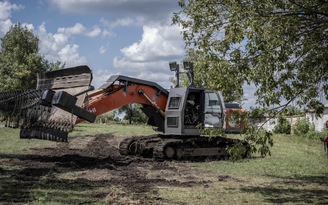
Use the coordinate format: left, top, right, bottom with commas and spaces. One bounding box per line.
173, 0, 327, 113
117, 104, 148, 124
0, 24, 46, 90
42, 59, 65, 72
173, 0, 327, 158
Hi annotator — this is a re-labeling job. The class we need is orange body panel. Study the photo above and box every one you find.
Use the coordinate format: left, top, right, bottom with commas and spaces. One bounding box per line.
76, 84, 168, 124
225, 108, 247, 133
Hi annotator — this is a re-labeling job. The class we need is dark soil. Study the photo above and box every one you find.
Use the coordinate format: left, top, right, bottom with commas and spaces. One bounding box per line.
0, 134, 215, 204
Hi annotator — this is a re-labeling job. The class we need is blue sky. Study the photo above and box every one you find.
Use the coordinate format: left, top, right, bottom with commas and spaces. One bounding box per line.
0, 0, 259, 109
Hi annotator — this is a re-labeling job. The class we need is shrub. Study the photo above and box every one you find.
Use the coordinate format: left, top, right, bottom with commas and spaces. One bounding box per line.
293, 118, 314, 136
304, 130, 326, 139
273, 117, 291, 134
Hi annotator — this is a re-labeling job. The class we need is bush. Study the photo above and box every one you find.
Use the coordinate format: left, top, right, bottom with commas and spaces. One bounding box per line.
303, 130, 326, 139
293, 118, 314, 136
273, 117, 291, 134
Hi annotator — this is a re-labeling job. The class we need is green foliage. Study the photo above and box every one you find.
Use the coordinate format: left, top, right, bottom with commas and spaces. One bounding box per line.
0, 24, 44, 90
293, 118, 314, 136
244, 126, 274, 157
117, 104, 148, 124
227, 141, 249, 161
273, 117, 291, 134
95, 111, 120, 124
42, 59, 65, 71
173, 0, 328, 112
282, 106, 303, 116
0, 24, 63, 91
198, 123, 274, 160
303, 130, 326, 140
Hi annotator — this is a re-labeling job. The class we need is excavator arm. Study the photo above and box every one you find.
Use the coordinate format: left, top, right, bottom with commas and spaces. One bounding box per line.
77, 75, 169, 132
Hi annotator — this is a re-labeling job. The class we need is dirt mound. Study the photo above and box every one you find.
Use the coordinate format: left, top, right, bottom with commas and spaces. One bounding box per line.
28, 134, 128, 169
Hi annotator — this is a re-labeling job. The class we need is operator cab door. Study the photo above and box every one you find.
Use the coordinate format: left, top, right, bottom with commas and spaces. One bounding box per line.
182, 88, 204, 135
182, 89, 225, 135
203, 90, 225, 129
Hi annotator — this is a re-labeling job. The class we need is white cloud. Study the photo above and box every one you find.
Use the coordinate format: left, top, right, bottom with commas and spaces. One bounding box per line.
99, 17, 133, 37
99, 45, 106, 54
22, 23, 34, 31
37, 22, 87, 67
101, 29, 114, 37
92, 69, 120, 89
136, 71, 173, 89
38, 23, 68, 53
57, 23, 101, 38
109, 17, 134, 27
0, 19, 12, 34
0, 1, 23, 20
112, 20, 185, 89
118, 24, 184, 63
113, 59, 177, 89
58, 23, 85, 35
86, 26, 101, 37
58, 44, 87, 67
0, 1, 24, 34
113, 58, 174, 73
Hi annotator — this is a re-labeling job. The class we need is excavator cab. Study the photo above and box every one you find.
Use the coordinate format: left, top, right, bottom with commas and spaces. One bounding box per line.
165, 87, 225, 136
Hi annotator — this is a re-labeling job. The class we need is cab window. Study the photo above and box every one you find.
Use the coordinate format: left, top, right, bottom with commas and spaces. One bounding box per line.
168, 97, 180, 109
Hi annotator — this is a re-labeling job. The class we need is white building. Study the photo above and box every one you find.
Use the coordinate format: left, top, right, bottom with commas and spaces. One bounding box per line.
306, 104, 328, 132
250, 116, 304, 132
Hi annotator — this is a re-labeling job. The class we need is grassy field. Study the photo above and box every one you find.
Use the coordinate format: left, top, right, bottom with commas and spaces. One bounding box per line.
159, 134, 328, 204
0, 123, 327, 204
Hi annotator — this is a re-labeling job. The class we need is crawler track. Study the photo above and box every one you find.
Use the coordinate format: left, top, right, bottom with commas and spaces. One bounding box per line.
119, 135, 250, 160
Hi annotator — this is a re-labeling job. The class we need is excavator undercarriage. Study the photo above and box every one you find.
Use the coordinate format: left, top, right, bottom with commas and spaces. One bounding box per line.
119, 134, 248, 160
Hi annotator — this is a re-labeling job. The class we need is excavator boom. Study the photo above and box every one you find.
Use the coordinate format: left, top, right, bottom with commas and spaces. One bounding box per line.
78, 75, 169, 132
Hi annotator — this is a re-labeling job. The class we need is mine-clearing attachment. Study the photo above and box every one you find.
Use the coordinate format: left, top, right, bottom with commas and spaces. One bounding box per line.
0, 66, 94, 142
119, 135, 250, 160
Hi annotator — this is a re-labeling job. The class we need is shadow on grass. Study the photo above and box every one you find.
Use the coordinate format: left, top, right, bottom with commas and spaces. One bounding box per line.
0, 167, 109, 204
240, 175, 328, 204
0, 134, 196, 204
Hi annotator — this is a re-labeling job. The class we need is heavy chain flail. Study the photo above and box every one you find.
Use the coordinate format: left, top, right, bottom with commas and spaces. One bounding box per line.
0, 65, 93, 142
0, 89, 75, 141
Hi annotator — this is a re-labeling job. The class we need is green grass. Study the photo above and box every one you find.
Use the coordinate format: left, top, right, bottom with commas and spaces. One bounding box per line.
0, 127, 55, 154
196, 134, 327, 177
157, 134, 328, 204
70, 122, 158, 137
0, 123, 157, 154
0, 124, 328, 204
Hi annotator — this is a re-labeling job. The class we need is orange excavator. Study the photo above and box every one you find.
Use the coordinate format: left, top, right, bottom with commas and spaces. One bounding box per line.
0, 61, 249, 160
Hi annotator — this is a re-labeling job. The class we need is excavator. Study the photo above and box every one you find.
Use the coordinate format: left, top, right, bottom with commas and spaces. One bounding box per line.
0, 61, 249, 160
